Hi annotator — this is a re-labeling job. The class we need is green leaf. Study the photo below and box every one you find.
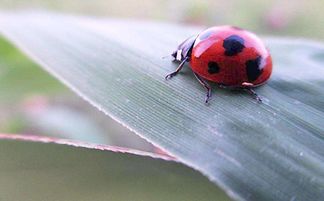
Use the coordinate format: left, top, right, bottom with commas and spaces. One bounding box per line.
0, 134, 229, 201
0, 34, 66, 102
0, 12, 323, 201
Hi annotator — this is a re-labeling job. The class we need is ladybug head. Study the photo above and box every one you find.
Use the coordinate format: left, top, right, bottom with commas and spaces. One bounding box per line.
172, 35, 197, 61
171, 50, 177, 60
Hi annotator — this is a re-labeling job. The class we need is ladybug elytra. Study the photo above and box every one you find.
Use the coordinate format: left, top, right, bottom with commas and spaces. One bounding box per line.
165, 26, 272, 103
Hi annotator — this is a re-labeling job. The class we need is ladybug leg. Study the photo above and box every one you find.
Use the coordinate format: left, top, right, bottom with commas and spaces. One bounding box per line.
165, 56, 189, 80
244, 88, 262, 103
241, 82, 262, 102
218, 84, 227, 89
193, 72, 212, 103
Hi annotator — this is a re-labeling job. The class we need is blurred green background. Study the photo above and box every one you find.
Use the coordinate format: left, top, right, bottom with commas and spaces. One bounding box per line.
0, 0, 323, 152
1, 0, 324, 39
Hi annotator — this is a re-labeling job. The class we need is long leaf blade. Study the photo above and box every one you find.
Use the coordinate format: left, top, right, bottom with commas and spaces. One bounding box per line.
0, 134, 229, 201
0, 12, 323, 201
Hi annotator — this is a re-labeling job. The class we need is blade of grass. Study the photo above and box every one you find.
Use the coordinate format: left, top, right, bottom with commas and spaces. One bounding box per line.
0, 134, 229, 201
0, 12, 323, 201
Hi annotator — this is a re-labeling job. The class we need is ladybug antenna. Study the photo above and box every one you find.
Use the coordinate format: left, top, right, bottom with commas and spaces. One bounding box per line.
162, 51, 177, 59
162, 55, 173, 59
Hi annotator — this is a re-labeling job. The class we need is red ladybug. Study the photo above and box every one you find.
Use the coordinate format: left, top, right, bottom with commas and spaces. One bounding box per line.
165, 26, 272, 103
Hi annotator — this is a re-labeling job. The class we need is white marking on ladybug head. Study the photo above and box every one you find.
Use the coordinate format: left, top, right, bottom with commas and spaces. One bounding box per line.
242, 82, 254, 87
176, 49, 182, 61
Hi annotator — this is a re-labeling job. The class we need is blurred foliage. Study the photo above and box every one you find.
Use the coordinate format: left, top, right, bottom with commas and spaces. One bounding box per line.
0, 140, 231, 201
0, 0, 323, 39
0, 38, 66, 103
0, 37, 64, 133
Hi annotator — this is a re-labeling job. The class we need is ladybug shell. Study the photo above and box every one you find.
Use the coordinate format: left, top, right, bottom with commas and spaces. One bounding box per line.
190, 26, 272, 87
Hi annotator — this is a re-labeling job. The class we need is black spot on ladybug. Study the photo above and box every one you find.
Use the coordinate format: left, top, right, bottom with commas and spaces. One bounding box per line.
246, 56, 263, 82
199, 29, 213, 41
223, 35, 245, 56
208, 62, 220, 74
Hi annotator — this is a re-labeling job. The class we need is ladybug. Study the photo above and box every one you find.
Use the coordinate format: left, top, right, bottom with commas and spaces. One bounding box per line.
165, 26, 272, 103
